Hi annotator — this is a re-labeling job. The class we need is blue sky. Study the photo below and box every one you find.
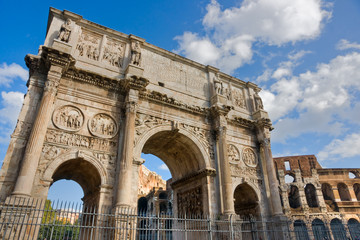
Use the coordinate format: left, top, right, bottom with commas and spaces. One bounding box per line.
1, 0, 360, 201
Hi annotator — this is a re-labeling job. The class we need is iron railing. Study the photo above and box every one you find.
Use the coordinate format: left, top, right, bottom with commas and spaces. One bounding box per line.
0, 197, 359, 239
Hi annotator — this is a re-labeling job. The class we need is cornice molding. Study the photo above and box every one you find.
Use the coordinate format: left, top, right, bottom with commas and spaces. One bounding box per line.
139, 90, 209, 115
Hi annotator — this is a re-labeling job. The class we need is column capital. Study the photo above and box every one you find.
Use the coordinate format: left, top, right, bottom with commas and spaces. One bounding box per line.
210, 104, 233, 118
25, 54, 47, 79
41, 46, 75, 73
125, 101, 138, 114
123, 75, 149, 91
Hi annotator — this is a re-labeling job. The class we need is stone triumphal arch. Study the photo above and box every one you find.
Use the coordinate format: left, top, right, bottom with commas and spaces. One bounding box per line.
0, 8, 283, 223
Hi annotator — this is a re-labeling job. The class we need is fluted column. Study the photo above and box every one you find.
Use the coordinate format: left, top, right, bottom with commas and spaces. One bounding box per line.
212, 107, 235, 215
256, 122, 283, 216
115, 93, 138, 207
12, 65, 63, 197
115, 76, 148, 207
261, 139, 283, 215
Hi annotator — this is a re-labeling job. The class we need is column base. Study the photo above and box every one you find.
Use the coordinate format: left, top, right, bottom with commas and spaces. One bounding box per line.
0, 196, 44, 240
112, 205, 137, 240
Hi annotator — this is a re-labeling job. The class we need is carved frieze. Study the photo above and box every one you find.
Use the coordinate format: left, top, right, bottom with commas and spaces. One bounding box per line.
42, 145, 66, 160
92, 152, 115, 166
76, 30, 101, 61
177, 186, 203, 217
182, 123, 214, 159
64, 69, 125, 92
135, 113, 170, 137
232, 87, 246, 109
139, 90, 207, 115
45, 129, 117, 152
52, 105, 84, 132
89, 114, 118, 139
102, 38, 125, 68
242, 147, 258, 167
228, 144, 240, 164
223, 83, 231, 101
230, 164, 262, 185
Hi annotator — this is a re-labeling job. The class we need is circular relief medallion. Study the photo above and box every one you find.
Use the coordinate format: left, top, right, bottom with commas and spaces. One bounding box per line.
88, 113, 118, 138
228, 144, 240, 164
242, 148, 258, 167
52, 105, 84, 132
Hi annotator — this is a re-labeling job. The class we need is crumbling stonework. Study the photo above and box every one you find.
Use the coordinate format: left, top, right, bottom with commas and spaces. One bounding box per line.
138, 165, 166, 196
275, 155, 360, 238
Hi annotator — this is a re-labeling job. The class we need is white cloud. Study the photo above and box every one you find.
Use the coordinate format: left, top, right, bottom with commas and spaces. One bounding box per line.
0, 63, 28, 86
175, 33, 254, 74
317, 133, 360, 161
158, 164, 169, 171
0, 91, 24, 126
337, 39, 360, 50
174, 32, 220, 66
203, 0, 331, 45
175, 0, 331, 74
265, 52, 360, 142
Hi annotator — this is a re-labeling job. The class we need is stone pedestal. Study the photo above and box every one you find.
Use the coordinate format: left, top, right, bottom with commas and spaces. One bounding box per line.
211, 94, 227, 106
52, 39, 72, 54
252, 109, 269, 120
0, 197, 44, 240
125, 64, 144, 78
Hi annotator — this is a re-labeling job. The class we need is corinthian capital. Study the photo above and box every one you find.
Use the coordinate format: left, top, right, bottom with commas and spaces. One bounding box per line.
44, 79, 60, 94
260, 138, 271, 148
126, 101, 138, 113
124, 75, 149, 91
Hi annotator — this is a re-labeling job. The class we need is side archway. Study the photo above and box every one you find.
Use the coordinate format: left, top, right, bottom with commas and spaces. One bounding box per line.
42, 150, 108, 206
233, 183, 259, 218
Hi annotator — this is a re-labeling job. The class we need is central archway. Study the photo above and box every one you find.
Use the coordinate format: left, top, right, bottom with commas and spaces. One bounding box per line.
135, 127, 213, 217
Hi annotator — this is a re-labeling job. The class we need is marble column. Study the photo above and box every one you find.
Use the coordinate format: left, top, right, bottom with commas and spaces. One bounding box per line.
12, 65, 63, 197
115, 76, 148, 207
213, 110, 235, 215
115, 94, 137, 207
259, 137, 283, 215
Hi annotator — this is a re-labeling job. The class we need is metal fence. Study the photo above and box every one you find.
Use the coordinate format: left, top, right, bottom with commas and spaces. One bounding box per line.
0, 197, 359, 239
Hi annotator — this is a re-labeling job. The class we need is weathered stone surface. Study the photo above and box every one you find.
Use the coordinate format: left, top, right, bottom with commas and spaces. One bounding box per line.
0, 8, 279, 226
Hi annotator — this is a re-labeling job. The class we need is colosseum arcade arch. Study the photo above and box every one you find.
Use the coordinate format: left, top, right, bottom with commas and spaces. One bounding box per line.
134, 125, 214, 216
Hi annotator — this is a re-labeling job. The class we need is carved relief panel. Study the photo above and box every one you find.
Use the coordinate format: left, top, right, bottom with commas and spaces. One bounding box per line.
102, 37, 125, 68
52, 105, 84, 132
45, 129, 117, 152
88, 113, 118, 139
222, 82, 231, 101
76, 29, 102, 61
177, 186, 203, 217
135, 113, 170, 138
228, 144, 240, 164
232, 87, 247, 109
242, 147, 258, 167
